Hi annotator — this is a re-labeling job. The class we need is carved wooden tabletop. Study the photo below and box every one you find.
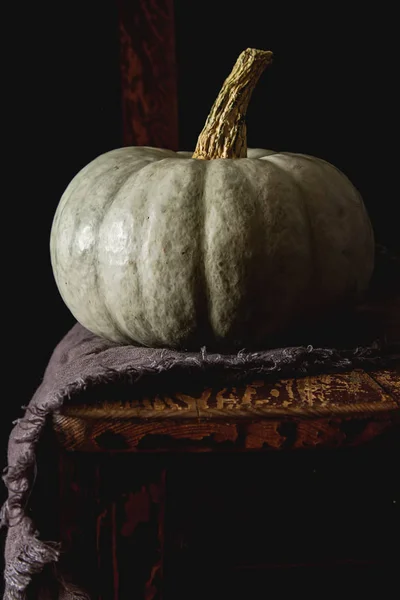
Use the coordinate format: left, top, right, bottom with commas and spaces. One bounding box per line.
53, 366, 399, 452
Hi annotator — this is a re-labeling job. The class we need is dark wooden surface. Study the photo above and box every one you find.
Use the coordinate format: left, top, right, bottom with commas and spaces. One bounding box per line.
53, 440, 399, 600
55, 453, 166, 600
53, 367, 400, 453
163, 448, 399, 599
116, 0, 178, 150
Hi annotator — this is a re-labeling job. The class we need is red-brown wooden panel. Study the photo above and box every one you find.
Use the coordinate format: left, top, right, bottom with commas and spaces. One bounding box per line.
117, 0, 179, 150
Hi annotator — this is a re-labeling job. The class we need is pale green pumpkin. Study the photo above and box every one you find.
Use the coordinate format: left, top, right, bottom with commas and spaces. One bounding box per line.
50, 49, 374, 350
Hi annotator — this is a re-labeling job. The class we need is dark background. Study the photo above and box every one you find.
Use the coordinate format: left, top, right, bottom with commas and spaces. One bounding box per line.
1, 0, 398, 555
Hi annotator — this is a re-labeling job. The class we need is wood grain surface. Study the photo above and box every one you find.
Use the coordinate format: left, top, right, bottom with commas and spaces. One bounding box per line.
56, 452, 166, 600
116, 0, 178, 150
53, 367, 399, 452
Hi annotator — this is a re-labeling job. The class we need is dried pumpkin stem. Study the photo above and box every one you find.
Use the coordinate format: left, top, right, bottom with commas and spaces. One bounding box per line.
192, 48, 273, 160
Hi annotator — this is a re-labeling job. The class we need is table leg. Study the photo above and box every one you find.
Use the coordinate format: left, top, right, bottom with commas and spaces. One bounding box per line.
58, 451, 166, 600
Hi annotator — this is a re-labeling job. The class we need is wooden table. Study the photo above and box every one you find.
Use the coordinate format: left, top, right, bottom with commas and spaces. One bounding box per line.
54, 366, 399, 454
49, 363, 399, 600
48, 249, 399, 599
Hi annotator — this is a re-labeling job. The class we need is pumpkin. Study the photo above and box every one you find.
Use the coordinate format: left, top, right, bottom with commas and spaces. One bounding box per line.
50, 48, 374, 350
